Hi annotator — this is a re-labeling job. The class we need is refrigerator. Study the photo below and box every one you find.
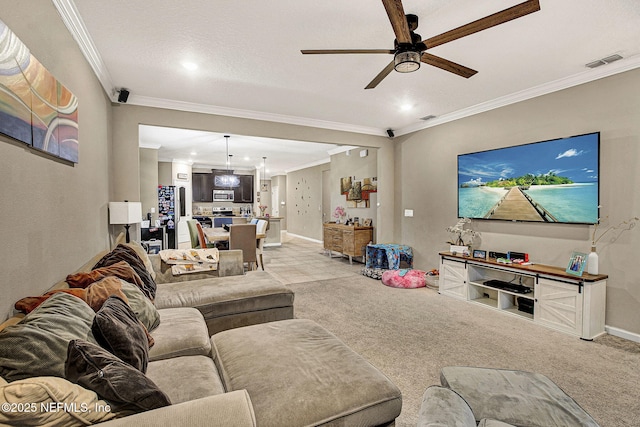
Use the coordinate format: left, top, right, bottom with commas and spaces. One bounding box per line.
158, 185, 185, 249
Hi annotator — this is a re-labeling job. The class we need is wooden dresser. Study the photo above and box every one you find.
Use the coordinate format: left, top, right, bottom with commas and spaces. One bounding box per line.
323, 223, 373, 264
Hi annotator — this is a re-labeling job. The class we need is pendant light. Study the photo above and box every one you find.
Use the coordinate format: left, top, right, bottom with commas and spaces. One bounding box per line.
261, 157, 267, 192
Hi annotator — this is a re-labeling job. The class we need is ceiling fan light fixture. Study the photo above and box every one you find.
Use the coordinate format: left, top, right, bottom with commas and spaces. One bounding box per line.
394, 50, 421, 73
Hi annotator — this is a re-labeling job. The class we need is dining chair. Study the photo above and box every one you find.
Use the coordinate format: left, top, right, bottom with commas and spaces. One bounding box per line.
255, 219, 268, 270
195, 221, 216, 249
187, 220, 200, 248
214, 217, 234, 228
229, 223, 258, 271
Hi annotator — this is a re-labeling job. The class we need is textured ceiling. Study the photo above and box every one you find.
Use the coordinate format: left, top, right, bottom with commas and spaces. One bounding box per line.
60, 0, 640, 170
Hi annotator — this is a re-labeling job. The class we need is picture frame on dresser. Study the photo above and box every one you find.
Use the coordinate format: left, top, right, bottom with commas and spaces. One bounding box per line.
566, 251, 587, 276
472, 249, 487, 259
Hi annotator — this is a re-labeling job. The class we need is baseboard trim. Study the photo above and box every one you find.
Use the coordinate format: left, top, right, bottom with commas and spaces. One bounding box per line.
605, 325, 640, 343
285, 232, 322, 244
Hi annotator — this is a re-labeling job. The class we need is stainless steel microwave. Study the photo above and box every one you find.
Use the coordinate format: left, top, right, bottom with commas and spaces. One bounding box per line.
213, 190, 234, 201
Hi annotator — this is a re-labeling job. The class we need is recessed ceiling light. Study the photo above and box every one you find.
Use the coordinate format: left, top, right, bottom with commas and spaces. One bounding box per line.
190, 151, 197, 156
244, 156, 250, 161
182, 62, 198, 71
400, 104, 413, 111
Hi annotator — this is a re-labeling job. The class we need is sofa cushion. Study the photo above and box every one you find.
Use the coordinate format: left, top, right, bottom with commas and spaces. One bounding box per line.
146, 355, 225, 404
92, 296, 149, 373
0, 376, 116, 426
440, 366, 600, 427
149, 308, 211, 362
65, 340, 170, 415
93, 244, 157, 301
120, 281, 160, 332
67, 260, 145, 291
212, 319, 402, 427
0, 293, 95, 382
155, 271, 294, 335
417, 385, 476, 427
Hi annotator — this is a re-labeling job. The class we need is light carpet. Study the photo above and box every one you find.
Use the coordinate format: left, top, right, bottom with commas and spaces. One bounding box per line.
261, 236, 640, 427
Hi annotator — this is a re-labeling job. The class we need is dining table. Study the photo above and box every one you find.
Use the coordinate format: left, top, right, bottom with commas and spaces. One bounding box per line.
203, 227, 266, 242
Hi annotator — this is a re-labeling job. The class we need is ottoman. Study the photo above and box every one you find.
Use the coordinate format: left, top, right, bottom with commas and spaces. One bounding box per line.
212, 319, 402, 426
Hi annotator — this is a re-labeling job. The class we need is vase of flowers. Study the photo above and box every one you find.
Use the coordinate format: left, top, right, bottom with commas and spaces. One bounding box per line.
333, 206, 346, 224
446, 218, 480, 255
259, 205, 267, 216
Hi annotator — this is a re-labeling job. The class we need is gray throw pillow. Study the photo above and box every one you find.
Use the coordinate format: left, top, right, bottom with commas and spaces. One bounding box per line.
65, 339, 171, 414
0, 293, 95, 381
92, 296, 149, 373
120, 281, 160, 331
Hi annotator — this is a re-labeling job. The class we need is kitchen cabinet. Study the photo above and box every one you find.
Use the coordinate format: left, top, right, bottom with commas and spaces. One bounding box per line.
233, 175, 254, 203
192, 173, 213, 202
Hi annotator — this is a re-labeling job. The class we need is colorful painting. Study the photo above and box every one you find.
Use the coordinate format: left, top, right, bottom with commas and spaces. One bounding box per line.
0, 19, 78, 163
340, 176, 377, 208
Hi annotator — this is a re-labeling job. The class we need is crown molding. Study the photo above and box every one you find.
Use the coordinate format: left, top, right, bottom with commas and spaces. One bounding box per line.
128, 95, 384, 136
53, 0, 116, 101
396, 54, 640, 137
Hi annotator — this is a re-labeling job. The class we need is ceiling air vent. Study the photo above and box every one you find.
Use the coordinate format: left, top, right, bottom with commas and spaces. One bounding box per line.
585, 54, 623, 69
420, 115, 436, 121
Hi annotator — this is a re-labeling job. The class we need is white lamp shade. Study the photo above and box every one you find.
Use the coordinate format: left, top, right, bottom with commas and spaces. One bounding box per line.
109, 202, 142, 225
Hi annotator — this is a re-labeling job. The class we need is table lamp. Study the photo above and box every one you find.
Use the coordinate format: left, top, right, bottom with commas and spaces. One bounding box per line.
109, 201, 142, 243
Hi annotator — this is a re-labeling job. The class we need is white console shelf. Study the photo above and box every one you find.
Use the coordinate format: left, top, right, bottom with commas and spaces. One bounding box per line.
439, 252, 608, 340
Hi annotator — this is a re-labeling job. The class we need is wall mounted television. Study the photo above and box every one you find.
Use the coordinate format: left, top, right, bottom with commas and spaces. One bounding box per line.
457, 132, 600, 224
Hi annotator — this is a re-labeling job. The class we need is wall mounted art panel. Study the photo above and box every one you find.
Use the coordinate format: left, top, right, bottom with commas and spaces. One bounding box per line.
0, 19, 78, 163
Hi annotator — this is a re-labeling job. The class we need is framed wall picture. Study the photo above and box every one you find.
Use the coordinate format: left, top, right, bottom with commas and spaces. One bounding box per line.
363, 218, 372, 227
472, 249, 487, 259
566, 252, 587, 276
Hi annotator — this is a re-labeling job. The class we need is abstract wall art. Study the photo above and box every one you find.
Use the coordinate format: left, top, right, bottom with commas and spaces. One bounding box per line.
0, 19, 78, 163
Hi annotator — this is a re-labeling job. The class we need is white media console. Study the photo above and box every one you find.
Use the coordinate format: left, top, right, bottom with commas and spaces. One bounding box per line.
439, 252, 607, 340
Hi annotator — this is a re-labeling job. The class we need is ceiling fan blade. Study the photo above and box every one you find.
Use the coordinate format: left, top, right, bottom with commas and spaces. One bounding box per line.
365, 61, 395, 89
423, 0, 540, 49
382, 0, 412, 44
420, 53, 477, 78
301, 49, 394, 55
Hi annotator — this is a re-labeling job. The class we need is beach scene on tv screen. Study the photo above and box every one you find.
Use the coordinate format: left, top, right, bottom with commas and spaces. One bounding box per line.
458, 133, 599, 224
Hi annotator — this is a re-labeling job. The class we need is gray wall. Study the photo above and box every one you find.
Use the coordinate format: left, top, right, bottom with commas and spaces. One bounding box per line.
329, 148, 378, 232
0, 2, 112, 320
287, 164, 327, 240
396, 68, 640, 336
139, 148, 159, 223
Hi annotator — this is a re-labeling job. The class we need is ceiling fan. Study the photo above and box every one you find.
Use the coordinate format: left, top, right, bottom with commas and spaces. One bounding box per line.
301, 0, 540, 89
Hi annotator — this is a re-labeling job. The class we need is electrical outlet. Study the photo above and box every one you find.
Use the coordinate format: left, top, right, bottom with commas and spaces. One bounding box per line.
404, 209, 414, 217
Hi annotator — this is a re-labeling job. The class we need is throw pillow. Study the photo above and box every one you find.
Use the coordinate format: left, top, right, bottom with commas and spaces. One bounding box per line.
0, 293, 95, 382
114, 232, 157, 280
92, 244, 157, 301
0, 376, 116, 426
84, 276, 130, 311
92, 296, 149, 373
120, 281, 161, 332
66, 260, 145, 291
14, 288, 88, 314
65, 340, 171, 414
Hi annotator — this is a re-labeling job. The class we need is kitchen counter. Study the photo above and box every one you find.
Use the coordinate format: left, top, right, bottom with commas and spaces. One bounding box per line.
256, 217, 282, 247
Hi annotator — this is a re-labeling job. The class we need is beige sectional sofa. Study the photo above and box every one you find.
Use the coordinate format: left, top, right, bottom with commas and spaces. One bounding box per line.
0, 242, 402, 426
